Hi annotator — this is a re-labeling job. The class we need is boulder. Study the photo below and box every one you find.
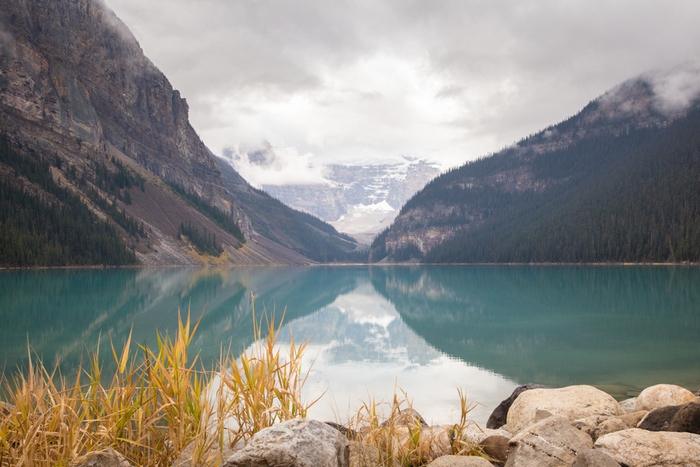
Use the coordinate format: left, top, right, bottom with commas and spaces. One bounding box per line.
595, 428, 700, 467
478, 435, 510, 463
637, 404, 683, 431
504, 415, 593, 467
173, 444, 235, 467
382, 408, 429, 428
635, 384, 696, 412
325, 422, 359, 440
619, 397, 637, 413
668, 402, 700, 434
223, 419, 349, 467
460, 425, 512, 446
70, 448, 133, 467
427, 455, 493, 467
506, 385, 622, 434
349, 441, 379, 467
617, 410, 648, 428
576, 417, 629, 442
571, 449, 621, 467
357, 424, 453, 466
487, 384, 546, 429
394, 424, 453, 465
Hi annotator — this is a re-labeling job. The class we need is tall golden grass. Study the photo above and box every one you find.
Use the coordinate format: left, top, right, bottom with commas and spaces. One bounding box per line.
0, 298, 313, 467
0, 298, 483, 467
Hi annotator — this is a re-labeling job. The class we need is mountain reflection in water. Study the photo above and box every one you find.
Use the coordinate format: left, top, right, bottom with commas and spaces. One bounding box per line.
1, 266, 699, 426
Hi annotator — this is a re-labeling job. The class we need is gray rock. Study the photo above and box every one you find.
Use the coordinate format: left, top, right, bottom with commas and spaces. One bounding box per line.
595, 428, 700, 467
223, 418, 349, 467
505, 415, 593, 467
619, 397, 637, 413
71, 448, 134, 467
486, 384, 546, 429
571, 449, 621, 467
637, 404, 683, 431
506, 385, 623, 434
427, 455, 493, 467
635, 384, 697, 411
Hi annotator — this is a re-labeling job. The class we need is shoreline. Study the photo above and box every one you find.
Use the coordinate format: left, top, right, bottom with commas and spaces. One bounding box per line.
2, 261, 700, 270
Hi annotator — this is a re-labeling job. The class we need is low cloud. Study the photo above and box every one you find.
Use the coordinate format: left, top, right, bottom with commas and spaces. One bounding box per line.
222, 142, 328, 187
104, 0, 700, 168
645, 62, 700, 115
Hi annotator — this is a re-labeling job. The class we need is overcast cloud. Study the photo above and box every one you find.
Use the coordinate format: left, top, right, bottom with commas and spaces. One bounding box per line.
104, 0, 700, 183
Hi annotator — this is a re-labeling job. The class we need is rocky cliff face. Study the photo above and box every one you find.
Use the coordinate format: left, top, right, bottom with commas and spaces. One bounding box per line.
0, 0, 357, 265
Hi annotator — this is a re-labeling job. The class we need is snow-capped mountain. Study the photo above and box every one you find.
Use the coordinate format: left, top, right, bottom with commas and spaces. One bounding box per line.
263, 159, 441, 243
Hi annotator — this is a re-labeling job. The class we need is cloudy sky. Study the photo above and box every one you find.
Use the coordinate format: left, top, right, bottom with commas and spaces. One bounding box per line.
105, 0, 700, 184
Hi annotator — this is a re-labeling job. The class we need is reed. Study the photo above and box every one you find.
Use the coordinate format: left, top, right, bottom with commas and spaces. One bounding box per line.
345, 387, 489, 467
0, 300, 485, 467
0, 301, 316, 467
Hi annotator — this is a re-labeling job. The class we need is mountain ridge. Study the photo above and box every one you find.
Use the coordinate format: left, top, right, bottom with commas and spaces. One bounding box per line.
370, 69, 700, 263
0, 0, 359, 267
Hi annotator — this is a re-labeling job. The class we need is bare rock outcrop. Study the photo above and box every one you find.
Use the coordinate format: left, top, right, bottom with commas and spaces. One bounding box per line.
571, 449, 621, 467
223, 419, 349, 467
487, 384, 546, 429
595, 428, 700, 467
427, 455, 493, 466
70, 448, 133, 467
504, 415, 593, 467
506, 385, 623, 434
634, 384, 697, 412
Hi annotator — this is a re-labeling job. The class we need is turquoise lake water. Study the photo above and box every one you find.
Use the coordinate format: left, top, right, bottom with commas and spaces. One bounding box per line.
1, 265, 699, 425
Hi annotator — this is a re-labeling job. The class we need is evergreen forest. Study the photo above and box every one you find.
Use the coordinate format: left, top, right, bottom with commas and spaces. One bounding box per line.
0, 134, 137, 267
374, 106, 700, 263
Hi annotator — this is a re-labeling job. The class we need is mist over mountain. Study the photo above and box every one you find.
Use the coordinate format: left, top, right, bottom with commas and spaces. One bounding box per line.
370, 65, 700, 263
224, 145, 440, 244
0, 0, 359, 266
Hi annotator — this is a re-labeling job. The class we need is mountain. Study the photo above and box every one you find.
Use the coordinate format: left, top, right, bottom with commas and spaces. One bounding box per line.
370, 68, 700, 263
227, 148, 441, 244
0, 0, 359, 267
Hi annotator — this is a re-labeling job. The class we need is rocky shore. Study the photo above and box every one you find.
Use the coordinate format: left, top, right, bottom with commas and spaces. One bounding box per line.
65, 383, 700, 467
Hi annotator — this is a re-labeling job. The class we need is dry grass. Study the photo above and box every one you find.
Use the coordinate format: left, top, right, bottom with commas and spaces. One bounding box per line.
345, 388, 490, 467
0, 298, 315, 467
0, 298, 486, 467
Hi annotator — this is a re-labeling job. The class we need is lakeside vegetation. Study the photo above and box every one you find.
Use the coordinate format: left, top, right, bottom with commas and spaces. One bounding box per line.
0, 304, 483, 467
0, 308, 311, 466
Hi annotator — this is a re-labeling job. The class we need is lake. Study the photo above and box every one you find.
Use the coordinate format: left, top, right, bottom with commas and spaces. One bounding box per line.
1, 265, 699, 426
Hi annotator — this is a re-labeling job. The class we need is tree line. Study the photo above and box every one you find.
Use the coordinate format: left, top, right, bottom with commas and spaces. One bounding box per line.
0, 134, 137, 266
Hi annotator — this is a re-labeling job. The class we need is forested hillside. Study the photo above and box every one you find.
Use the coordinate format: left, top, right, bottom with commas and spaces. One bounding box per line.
0, 134, 137, 266
370, 78, 700, 263
0, 0, 361, 267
